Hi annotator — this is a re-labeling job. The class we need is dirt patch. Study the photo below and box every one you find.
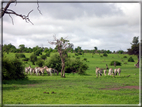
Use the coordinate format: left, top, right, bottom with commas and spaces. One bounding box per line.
101, 86, 141, 90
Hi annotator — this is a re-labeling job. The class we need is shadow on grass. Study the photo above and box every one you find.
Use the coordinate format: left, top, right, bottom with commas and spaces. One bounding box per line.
3, 79, 48, 91
3, 79, 48, 85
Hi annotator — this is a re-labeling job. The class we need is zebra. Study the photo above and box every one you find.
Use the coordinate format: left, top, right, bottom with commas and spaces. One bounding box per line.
96, 67, 103, 77
38, 67, 46, 76
104, 69, 107, 76
25, 66, 30, 74
117, 68, 121, 76
44, 66, 53, 76
108, 68, 113, 76
114, 69, 117, 75
52, 68, 59, 75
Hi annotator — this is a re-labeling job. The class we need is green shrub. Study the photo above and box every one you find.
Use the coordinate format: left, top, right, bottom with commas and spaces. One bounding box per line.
76, 57, 80, 60
41, 55, 47, 60
65, 59, 88, 74
78, 52, 82, 55
45, 52, 50, 57
75, 53, 78, 56
36, 59, 44, 67
128, 57, 134, 62
30, 54, 37, 65
83, 58, 87, 61
110, 61, 121, 66
45, 53, 88, 75
103, 53, 108, 57
45, 54, 62, 72
2, 57, 27, 80
100, 55, 103, 57
22, 58, 29, 61
34, 49, 42, 56
123, 56, 127, 58
15, 53, 26, 58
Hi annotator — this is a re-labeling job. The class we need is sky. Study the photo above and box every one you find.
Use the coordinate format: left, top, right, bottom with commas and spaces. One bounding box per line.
1, 0, 141, 51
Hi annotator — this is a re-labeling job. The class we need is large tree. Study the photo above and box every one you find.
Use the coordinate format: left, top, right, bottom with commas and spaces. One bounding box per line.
49, 35, 73, 78
127, 36, 140, 68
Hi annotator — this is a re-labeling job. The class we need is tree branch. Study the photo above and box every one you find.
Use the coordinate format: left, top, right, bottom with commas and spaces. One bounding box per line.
0, 0, 15, 18
1, 0, 42, 25
37, 0, 42, 15
4, 9, 34, 25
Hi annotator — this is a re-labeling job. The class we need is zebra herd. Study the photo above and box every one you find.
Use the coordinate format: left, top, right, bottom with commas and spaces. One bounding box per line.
25, 66, 59, 76
96, 67, 121, 77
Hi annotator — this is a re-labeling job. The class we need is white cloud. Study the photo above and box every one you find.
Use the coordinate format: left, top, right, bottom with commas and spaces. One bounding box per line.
2, 2, 140, 51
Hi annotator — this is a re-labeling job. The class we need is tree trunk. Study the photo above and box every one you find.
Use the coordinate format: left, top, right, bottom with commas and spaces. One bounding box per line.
61, 60, 65, 78
136, 56, 139, 68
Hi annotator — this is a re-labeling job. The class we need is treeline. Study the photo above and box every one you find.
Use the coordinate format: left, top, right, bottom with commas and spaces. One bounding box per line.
2, 43, 127, 54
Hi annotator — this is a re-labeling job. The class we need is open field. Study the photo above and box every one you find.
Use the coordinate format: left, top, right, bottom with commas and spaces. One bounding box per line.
2, 52, 140, 105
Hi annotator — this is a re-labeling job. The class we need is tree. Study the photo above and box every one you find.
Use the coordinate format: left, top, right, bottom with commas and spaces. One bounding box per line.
34, 49, 42, 56
30, 54, 37, 65
94, 47, 98, 53
75, 46, 82, 53
41, 54, 47, 60
48, 35, 73, 78
19, 44, 25, 53
127, 36, 140, 68
1, 0, 42, 25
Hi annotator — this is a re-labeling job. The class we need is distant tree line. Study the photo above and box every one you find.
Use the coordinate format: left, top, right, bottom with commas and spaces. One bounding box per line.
2, 43, 127, 54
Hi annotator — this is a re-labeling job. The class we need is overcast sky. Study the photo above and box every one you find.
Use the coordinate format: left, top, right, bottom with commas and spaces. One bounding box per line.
2, 0, 141, 51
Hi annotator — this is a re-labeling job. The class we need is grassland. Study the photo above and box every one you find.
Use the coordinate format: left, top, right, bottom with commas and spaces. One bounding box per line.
2, 52, 140, 105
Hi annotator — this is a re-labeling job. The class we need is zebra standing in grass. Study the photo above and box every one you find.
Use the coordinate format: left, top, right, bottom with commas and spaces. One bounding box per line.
44, 66, 53, 76
104, 69, 107, 76
35, 67, 41, 76
25, 66, 30, 74
117, 68, 121, 76
29, 66, 35, 75
108, 68, 113, 76
38, 67, 46, 76
114, 69, 117, 75
52, 68, 59, 75
96, 67, 103, 77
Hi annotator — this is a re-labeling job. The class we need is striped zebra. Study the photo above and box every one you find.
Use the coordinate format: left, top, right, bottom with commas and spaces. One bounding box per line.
25, 66, 30, 74
117, 68, 121, 76
96, 67, 103, 77
108, 68, 113, 76
44, 66, 53, 76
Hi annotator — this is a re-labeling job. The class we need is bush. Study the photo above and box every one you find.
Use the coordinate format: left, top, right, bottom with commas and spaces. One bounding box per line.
83, 58, 87, 61
45, 53, 62, 72
78, 52, 82, 55
15, 53, 26, 58
30, 54, 37, 65
34, 49, 42, 56
103, 53, 108, 57
75, 53, 78, 56
36, 59, 44, 67
123, 56, 127, 58
110, 61, 121, 66
76, 57, 80, 60
41, 55, 47, 60
128, 57, 135, 62
22, 58, 29, 61
45, 53, 88, 75
65, 59, 88, 74
45, 52, 50, 57
2, 57, 27, 80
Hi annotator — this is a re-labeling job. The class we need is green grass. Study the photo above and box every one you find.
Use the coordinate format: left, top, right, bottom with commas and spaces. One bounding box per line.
2, 52, 140, 105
